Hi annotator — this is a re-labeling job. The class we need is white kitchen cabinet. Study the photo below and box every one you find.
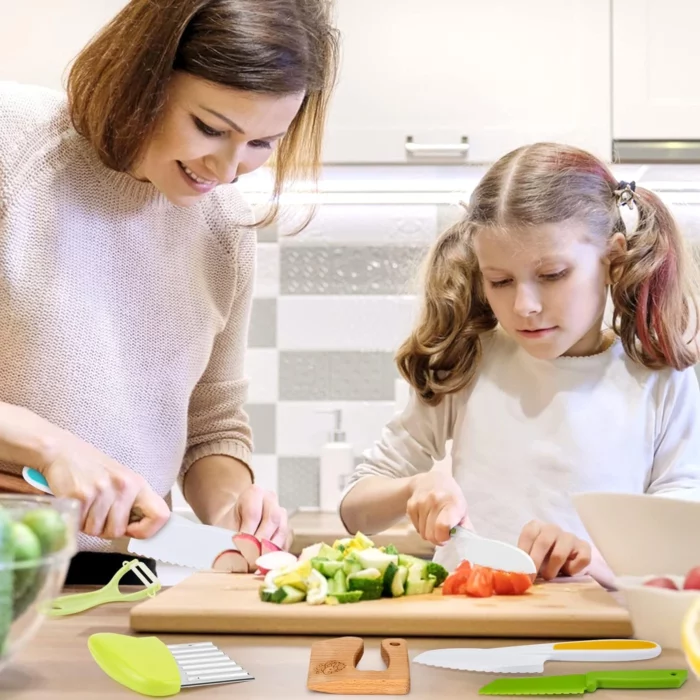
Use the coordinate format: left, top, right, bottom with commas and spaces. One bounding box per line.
323, 0, 611, 164
0, 2, 128, 90
613, 0, 700, 150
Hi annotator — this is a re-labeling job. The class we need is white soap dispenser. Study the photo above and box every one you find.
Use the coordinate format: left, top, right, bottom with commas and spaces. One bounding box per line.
318, 409, 355, 512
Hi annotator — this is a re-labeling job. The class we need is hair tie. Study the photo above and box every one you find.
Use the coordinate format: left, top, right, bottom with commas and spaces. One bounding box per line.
614, 180, 636, 210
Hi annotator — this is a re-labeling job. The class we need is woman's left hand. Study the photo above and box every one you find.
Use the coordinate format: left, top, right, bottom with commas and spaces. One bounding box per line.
218, 484, 291, 549
517, 520, 591, 580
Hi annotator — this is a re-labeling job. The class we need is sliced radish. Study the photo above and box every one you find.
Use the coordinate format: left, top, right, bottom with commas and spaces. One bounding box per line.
212, 549, 249, 573
261, 539, 282, 556
256, 551, 298, 575
232, 533, 262, 572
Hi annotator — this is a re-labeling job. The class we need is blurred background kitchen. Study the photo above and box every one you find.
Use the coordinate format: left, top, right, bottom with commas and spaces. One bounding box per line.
3, 0, 700, 547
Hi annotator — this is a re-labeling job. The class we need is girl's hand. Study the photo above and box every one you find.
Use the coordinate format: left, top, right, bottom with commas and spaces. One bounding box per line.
223, 484, 291, 549
406, 472, 469, 545
517, 520, 591, 580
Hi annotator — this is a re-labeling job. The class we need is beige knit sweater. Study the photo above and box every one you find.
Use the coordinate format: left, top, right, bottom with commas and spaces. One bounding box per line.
0, 81, 256, 552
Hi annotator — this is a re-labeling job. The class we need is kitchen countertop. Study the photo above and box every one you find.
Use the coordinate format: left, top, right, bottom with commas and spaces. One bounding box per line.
2, 587, 697, 699
289, 508, 435, 558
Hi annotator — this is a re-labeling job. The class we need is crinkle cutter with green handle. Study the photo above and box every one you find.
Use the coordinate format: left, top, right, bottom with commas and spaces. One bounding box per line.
478, 669, 688, 696
88, 633, 254, 696
45, 559, 161, 617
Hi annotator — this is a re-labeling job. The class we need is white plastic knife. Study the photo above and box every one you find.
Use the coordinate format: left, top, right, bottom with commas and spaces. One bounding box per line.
23, 467, 237, 570
432, 525, 537, 575
412, 640, 662, 674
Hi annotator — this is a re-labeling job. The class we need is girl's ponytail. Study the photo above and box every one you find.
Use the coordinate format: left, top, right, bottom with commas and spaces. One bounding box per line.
611, 186, 700, 370
395, 220, 497, 406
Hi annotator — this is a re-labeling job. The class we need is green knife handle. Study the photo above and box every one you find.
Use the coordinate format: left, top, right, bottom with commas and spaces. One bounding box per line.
588, 669, 687, 690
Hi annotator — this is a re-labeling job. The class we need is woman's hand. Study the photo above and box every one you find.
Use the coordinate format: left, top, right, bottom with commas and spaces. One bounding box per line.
218, 484, 291, 549
517, 520, 591, 580
43, 431, 170, 540
406, 471, 469, 545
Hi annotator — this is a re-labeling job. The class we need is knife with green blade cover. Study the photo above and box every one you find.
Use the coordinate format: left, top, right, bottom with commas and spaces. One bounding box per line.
478, 669, 687, 696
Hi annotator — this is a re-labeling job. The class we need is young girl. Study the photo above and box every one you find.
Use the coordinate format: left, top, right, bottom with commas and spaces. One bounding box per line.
339, 142, 700, 587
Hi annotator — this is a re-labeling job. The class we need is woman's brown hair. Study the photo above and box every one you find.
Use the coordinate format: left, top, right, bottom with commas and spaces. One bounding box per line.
67, 0, 339, 228
397, 142, 700, 406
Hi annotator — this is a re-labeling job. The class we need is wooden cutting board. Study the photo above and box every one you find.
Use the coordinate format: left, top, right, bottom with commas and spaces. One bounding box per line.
129, 572, 633, 638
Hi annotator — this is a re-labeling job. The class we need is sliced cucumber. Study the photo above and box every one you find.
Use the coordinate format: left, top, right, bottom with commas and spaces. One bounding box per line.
317, 543, 342, 561
342, 555, 363, 577
347, 568, 383, 601
325, 591, 363, 605
405, 574, 437, 596
311, 558, 344, 578
357, 548, 398, 575
259, 587, 276, 603
384, 564, 408, 598
270, 585, 306, 604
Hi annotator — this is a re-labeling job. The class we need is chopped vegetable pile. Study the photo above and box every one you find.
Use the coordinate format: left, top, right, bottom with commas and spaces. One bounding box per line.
258, 532, 449, 605
212, 530, 536, 605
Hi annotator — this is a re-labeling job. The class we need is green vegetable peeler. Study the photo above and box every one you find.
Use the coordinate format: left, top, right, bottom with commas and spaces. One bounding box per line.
88, 633, 254, 696
45, 559, 161, 617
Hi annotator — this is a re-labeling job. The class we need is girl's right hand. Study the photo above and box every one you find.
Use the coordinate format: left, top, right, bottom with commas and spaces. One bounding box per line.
406, 471, 469, 545
42, 431, 170, 541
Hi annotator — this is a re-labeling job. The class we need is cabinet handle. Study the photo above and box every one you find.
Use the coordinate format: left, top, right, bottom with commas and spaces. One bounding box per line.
405, 136, 469, 156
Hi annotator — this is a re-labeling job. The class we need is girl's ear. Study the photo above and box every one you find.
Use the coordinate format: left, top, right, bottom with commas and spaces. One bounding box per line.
603, 232, 627, 284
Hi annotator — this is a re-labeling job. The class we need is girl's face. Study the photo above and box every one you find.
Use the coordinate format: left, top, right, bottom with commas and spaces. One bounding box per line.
133, 73, 304, 207
474, 220, 624, 359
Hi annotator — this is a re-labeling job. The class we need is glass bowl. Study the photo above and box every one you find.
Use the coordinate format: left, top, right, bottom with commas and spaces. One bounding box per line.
0, 494, 80, 675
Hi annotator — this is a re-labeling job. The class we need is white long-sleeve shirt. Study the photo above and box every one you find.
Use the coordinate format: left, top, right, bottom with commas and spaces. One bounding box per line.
342, 328, 700, 547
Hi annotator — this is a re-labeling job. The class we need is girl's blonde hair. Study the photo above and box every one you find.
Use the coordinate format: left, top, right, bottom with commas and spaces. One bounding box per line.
67, 0, 339, 231
397, 142, 700, 406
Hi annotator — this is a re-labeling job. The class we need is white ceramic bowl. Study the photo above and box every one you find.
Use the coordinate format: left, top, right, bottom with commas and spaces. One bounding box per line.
573, 492, 700, 650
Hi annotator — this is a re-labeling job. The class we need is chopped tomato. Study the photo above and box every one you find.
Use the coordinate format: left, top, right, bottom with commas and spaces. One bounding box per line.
455, 560, 473, 576
507, 572, 533, 595
492, 570, 532, 595
492, 570, 515, 595
465, 565, 494, 598
442, 560, 532, 598
442, 567, 470, 595
442, 573, 461, 595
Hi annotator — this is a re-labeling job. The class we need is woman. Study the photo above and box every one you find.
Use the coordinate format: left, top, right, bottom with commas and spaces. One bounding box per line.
0, 0, 339, 583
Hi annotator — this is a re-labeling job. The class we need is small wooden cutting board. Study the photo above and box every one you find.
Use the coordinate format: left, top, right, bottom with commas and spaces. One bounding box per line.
308, 637, 410, 695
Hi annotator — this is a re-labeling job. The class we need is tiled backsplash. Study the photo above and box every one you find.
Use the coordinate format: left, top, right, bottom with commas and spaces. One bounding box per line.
172, 192, 700, 516
244, 203, 446, 512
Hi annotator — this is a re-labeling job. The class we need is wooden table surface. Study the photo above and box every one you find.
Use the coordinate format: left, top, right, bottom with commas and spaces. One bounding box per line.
1, 587, 697, 699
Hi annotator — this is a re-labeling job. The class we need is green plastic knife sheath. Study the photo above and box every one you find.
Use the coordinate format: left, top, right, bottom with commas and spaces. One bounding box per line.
582, 669, 688, 690
479, 669, 688, 696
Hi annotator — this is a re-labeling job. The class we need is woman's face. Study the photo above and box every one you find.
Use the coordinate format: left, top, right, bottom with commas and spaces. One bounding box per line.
134, 72, 304, 206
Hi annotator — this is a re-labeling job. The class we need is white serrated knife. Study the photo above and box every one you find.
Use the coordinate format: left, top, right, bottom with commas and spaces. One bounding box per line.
432, 525, 538, 575
412, 640, 661, 674
23, 467, 236, 570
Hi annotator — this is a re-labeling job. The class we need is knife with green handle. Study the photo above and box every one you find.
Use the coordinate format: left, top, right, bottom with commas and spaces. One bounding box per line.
478, 669, 688, 696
